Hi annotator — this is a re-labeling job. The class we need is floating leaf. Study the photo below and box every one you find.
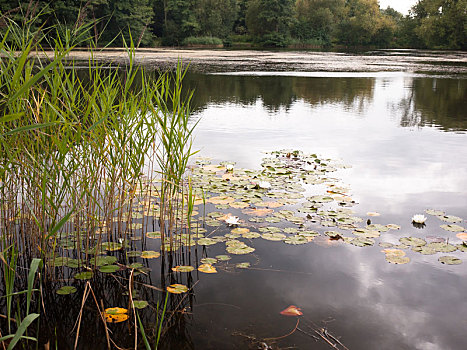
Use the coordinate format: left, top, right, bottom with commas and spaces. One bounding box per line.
439, 256, 462, 265
399, 237, 426, 247
242, 232, 261, 239
382, 249, 406, 257
197, 238, 218, 246
172, 265, 195, 272
216, 255, 231, 261
367, 212, 380, 217
200, 258, 217, 264
425, 209, 445, 216
412, 246, 437, 255
280, 305, 303, 316
208, 196, 235, 205
236, 262, 251, 269
349, 237, 374, 247
100, 242, 123, 251
230, 202, 250, 209
353, 228, 380, 238
167, 284, 189, 294
141, 251, 161, 259
56, 286, 77, 295
261, 232, 286, 241
439, 215, 463, 223
231, 228, 250, 235
133, 300, 149, 309
440, 224, 465, 232
198, 264, 217, 273
284, 236, 309, 245
426, 242, 457, 253
242, 208, 274, 216
386, 256, 410, 264
146, 231, 161, 239
386, 224, 401, 230
74, 271, 93, 280
456, 233, 467, 240
103, 308, 129, 323
367, 224, 389, 232
226, 245, 255, 255
99, 265, 120, 273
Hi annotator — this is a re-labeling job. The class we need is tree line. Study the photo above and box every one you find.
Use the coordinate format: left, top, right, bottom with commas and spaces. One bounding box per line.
0, 0, 465, 49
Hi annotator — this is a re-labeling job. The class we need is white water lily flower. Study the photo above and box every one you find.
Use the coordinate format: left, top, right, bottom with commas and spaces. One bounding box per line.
412, 214, 427, 224
225, 164, 234, 172
225, 215, 240, 226
258, 181, 271, 189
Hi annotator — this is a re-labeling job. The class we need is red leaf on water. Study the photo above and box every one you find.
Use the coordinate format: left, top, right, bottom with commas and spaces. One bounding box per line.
280, 305, 303, 316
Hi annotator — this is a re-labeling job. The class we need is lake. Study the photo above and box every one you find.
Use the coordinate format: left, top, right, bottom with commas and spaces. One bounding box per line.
7, 49, 467, 350
170, 60, 467, 349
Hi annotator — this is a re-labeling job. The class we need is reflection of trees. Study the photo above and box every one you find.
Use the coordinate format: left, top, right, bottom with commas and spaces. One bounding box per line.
399, 78, 467, 131
184, 73, 375, 112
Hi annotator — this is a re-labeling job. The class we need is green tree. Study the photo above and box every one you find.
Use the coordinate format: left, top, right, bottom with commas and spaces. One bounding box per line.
336, 0, 395, 46
412, 0, 466, 49
194, 0, 237, 38
292, 0, 345, 44
155, 0, 198, 45
246, 0, 294, 46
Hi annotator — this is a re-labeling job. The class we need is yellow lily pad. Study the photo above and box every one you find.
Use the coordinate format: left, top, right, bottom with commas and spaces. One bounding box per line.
166, 284, 189, 294
198, 264, 217, 273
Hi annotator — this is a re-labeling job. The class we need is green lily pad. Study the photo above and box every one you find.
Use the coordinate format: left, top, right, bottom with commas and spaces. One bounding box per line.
93, 256, 118, 266
284, 236, 309, 245
367, 224, 390, 232
438, 256, 462, 265
133, 300, 149, 309
56, 286, 77, 295
172, 265, 195, 272
425, 209, 444, 216
146, 232, 161, 239
200, 258, 217, 264
236, 262, 251, 269
439, 215, 463, 223
379, 242, 394, 248
399, 237, 426, 247
261, 232, 286, 241
353, 228, 380, 238
226, 245, 255, 255
440, 224, 465, 232
74, 271, 93, 280
349, 237, 375, 247
412, 246, 437, 255
386, 256, 410, 264
426, 242, 457, 253
242, 232, 261, 239
99, 265, 120, 273
197, 238, 218, 246
216, 255, 231, 261
100, 242, 123, 251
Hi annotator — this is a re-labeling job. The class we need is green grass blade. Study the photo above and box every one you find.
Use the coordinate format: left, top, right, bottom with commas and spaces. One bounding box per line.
7, 313, 39, 350
26, 259, 41, 315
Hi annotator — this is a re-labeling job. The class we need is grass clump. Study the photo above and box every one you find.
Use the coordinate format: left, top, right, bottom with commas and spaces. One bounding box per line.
182, 36, 223, 46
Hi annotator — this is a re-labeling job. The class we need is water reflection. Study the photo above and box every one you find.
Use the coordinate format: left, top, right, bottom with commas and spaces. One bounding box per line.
398, 78, 467, 131
185, 72, 467, 132
184, 73, 375, 113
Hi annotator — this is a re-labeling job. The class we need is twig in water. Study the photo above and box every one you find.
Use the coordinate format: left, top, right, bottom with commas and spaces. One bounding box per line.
264, 318, 300, 342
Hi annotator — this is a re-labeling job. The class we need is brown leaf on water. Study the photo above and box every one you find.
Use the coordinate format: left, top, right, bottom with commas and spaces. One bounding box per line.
207, 196, 235, 205
280, 305, 303, 316
242, 208, 274, 217
456, 232, 467, 240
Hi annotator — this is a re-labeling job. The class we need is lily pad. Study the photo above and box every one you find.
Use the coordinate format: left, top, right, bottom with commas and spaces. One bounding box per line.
382, 249, 406, 257
349, 237, 375, 247
56, 286, 77, 295
226, 245, 255, 255
261, 232, 286, 241
99, 265, 120, 273
425, 209, 445, 216
236, 262, 251, 269
216, 255, 231, 261
399, 237, 426, 247
440, 224, 465, 232
242, 232, 261, 239
141, 251, 161, 259
284, 236, 309, 245
146, 231, 162, 239
426, 242, 457, 253
197, 238, 219, 246
231, 228, 250, 235
167, 284, 189, 294
439, 215, 463, 223
386, 256, 410, 264
133, 300, 149, 309
74, 271, 93, 280
198, 264, 218, 273
200, 257, 217, 264
172, 265, 195, 272
438, 256, 462, 265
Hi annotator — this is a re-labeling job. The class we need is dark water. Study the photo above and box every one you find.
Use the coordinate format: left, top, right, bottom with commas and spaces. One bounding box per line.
174, 71, 467, 349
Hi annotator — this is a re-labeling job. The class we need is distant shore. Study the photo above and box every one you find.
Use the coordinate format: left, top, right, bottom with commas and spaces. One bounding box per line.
37, 48, 467, 74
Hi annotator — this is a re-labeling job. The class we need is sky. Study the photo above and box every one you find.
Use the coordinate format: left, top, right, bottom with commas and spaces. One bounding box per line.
379, 0, 418, 15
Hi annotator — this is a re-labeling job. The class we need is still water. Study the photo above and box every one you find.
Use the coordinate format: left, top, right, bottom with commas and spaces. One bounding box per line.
169, 70, 467, 349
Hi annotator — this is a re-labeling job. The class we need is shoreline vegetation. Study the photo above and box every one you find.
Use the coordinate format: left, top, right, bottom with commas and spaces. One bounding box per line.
1, 0, 466, 52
